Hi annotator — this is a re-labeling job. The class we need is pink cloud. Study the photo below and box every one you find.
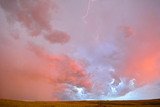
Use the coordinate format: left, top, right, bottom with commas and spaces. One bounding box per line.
44, 30, 70, 44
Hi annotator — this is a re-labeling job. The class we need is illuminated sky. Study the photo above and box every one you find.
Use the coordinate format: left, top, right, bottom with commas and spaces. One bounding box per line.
0, 0, 160, 101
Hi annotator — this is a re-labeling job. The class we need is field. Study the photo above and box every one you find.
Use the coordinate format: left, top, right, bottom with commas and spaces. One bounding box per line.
0, 99, 160, 107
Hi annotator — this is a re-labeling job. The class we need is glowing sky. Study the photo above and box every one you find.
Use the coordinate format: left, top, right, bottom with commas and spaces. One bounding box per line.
0, 0, 160, 101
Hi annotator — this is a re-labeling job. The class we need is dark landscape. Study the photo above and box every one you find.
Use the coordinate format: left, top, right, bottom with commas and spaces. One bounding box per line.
0, 99, 160, 107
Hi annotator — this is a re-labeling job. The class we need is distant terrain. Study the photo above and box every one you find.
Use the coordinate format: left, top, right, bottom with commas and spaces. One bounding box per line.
0, 99, 160, 107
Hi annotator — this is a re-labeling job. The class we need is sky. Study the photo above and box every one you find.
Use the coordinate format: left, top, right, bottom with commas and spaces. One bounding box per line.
0, 0, 160, 101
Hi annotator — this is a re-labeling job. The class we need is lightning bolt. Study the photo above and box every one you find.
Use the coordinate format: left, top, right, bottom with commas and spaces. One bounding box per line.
82, 0, 100, 42
82, 0, 96, 23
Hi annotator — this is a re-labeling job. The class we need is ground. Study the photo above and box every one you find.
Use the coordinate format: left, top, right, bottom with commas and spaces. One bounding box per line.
0, 99, 160, 107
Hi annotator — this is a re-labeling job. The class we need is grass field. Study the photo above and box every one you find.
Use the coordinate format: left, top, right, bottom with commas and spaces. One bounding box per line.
0, 99, 160, 107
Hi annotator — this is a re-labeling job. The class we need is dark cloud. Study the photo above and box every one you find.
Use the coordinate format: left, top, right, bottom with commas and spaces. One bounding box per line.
0, 0, 70, 44
44, 30, 70, 44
